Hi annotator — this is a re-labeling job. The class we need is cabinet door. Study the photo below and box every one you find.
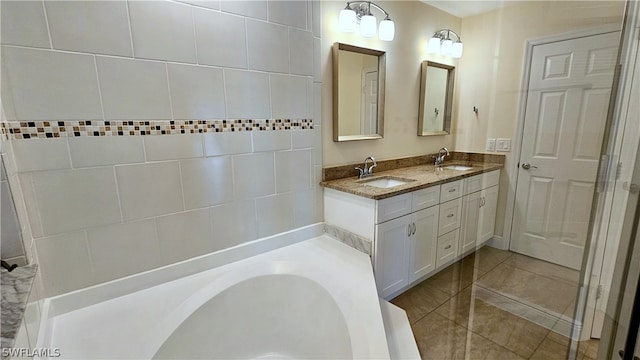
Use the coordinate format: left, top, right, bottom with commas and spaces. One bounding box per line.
460, 191, 481, 255
438, 198, 463, 236
478, 185, 499, 244
409, 206, 439, 283
375, 215, 411, 298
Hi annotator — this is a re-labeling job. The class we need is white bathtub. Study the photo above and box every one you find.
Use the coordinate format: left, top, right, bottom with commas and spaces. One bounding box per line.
42, 234, 391, 359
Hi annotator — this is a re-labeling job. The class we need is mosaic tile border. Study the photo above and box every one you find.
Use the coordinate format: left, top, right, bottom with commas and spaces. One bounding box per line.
0, 119, 314, 140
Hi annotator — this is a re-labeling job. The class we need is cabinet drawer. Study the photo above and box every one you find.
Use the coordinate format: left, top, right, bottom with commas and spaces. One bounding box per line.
436, 229, 459, 269
438, 198, 462, 236
411, 186, 440, 212
464, 170, 500, 195
440, 179, 463, 202
376, 193, 412, 224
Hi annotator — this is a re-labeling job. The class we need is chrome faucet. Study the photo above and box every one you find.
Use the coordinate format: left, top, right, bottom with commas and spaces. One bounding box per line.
355, 156, 377, 179
434, 147, 449, 166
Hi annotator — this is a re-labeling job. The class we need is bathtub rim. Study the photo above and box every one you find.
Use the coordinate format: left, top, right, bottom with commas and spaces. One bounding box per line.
36, 223, 324, 350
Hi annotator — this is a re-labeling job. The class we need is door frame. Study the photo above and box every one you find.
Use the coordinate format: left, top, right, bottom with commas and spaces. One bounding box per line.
501, 23, 623, 341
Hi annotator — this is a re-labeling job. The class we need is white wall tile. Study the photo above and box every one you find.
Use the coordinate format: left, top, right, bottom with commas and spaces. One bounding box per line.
1, 47, 102, 121
128, 0, 196, 63
12, 138, 70, 172
293, 128, 321, 165
96, 56, 171, 120
256, 193, 294, 237
32, 168, 121, 235
87, 219, 160, 283
268, 0, 307, 30
144, 134, 204, 161
293, 187, 323, 227
311, 1, 321, 37
156, 208, 214, 264
275, 149, 311, 193
35, 231, 94, 297
312, 126, 322, 165
252, 130, 291, 152
246, 20, 289, 73
224, 69, 270, 118
194, 9, 247, 69
313, 37, 321, 82
313, 82, 321, 125
177, 0, 220, 10
1, 180, 23, 258
290, 29, 313, 76
167, 63, 226, 119
204, 131, 252, 157
45, 1, 133, 57
233, 153, 274, 199
116, 162, 184, 221
0, 1, 50, 48
18, 174, 43, 239
180, 157, 233, 209
220, 0, 266, 19
211, 200, 257, 248
69, 136, 145, 168
270, 74, 310, 118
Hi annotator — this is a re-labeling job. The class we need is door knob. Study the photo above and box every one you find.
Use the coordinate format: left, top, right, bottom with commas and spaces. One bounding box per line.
521, 163, 538, 170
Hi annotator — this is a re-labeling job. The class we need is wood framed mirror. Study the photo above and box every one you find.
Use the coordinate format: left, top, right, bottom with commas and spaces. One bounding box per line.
418, 61, 454, 136
332, 42, 386, 142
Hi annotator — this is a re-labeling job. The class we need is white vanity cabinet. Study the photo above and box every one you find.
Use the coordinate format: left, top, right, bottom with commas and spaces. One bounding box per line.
323, 168, 500, 300
459, 170, 500, 256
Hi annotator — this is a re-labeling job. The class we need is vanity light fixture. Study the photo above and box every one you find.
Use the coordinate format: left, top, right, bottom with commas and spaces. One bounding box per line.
428, 29, 463, 58
338, 1, 395, 41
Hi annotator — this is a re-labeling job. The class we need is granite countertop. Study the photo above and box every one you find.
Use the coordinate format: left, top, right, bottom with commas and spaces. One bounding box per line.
320, 161, 503, 200
1, 264, 37, 349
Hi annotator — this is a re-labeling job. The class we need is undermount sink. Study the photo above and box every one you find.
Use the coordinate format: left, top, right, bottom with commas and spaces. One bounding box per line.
443, 165, 473, 171
359, 176, 415, 189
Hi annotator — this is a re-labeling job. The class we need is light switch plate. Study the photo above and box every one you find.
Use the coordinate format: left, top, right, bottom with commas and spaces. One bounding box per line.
496, 138, 511, 152
486, 138, 496, 152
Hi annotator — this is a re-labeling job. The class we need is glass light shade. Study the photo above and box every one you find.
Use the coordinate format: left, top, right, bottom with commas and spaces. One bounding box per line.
452, 41, 463, 58
441, 39, 453, 56
360, 14, 377, 37
428, 37, 441, 54
378, 19, 395, 41
338, 9, 357, 32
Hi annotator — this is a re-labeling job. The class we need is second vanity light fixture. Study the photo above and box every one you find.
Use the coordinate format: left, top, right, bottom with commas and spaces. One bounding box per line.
338, 1, 395, 41
428, 29, 463, 58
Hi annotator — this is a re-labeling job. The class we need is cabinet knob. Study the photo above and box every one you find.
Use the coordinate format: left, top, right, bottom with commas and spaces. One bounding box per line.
448, 188, 456, 193
444, 244, 452, 250
447, 213, 454, 218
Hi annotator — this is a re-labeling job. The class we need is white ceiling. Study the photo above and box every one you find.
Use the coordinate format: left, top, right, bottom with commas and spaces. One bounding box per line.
420, 1, 510, 18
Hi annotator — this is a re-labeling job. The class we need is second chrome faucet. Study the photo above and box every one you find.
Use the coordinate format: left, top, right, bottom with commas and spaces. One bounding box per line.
356, 156, 377, 179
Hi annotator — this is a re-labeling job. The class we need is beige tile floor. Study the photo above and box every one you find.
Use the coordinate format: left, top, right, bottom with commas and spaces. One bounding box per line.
391, 246, 599, 360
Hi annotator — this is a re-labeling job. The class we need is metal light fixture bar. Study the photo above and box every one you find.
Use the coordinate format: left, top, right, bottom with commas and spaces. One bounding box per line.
338, 1, 395, 41
428, 29, 464, 58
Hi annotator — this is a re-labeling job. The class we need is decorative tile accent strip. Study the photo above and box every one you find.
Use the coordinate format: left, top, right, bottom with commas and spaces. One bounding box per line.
324, 223, 372, 256
0, 119, 314, 140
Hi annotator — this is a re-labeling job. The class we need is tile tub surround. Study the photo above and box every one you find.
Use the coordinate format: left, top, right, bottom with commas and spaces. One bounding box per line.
1, 0, 322, 299
322, 152, 505, 182
320, 160, 503, 200
1, 264, 37, 349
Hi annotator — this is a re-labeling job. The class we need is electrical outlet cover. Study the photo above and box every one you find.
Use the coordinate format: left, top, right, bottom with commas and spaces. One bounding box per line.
496, 138, 511, 152
486, 138, 496, 152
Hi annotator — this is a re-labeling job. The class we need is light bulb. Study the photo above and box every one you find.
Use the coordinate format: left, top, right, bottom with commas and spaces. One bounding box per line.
442, 39, 453, 56
338, 8, 356, 32
428, 37, 441, 54
378, 19, 395, 41
452, 41, 463, 58
360, 14, 377, 37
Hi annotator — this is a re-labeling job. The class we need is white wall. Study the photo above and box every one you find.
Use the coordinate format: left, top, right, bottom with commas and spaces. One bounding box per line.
321, 0, 461, 166
455, 0, 625, 237
1, 0, 322, 298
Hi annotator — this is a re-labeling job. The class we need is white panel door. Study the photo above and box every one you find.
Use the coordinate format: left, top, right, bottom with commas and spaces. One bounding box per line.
511, 32, 619, 269
362, 68, 378, 134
